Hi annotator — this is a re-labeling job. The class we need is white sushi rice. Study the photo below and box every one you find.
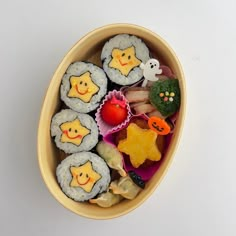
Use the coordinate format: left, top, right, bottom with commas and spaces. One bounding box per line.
51, 109, 98, 154
101, 34, 150, 85
60, 62, 107, 113
56, 152, 111, 201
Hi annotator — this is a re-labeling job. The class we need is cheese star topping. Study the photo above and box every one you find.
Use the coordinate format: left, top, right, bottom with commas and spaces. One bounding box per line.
70, 161, 101, 192
109, 46, 141, 76
68, 72, 99, 102
118, 123, 161, 168
60, 119, 90, 146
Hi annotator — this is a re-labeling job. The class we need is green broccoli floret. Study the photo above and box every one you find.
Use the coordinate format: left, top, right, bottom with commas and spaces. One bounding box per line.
149, 79, 180, 117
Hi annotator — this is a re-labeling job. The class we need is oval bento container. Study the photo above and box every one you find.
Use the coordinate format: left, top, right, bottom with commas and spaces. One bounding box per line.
37, 23, 186, 219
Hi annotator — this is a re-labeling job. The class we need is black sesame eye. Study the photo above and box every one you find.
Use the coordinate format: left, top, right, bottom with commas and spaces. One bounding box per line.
75, 129, 77, 133
153, 122, 157, 125
150, 62, 152, 65
86, 174, 89, 178
139, 180, 145, 188
128, 171, 145, 189
79, 173, 83, 176
80, 81, 83, 85
85, 83, 87, 86
129, 171, 135, 176
69, 128, 71, 132
122, 53, 125, 57
128, 55, 131, 60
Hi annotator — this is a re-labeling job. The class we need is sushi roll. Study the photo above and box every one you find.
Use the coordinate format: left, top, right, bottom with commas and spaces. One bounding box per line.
60, 62, 108, 113
56, 152, 111, 202
101, 34, 150, 85
51, 109, 98, 154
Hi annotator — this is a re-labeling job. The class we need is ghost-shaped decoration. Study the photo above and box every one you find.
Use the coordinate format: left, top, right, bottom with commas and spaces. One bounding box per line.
140, 59, 162, 87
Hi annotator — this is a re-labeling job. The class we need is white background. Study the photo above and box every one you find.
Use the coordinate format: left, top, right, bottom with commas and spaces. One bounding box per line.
0, 0, 235, 235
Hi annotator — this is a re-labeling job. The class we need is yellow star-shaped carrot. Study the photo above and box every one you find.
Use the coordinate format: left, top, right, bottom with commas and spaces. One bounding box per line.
70, 161, 101, 192
68, 72, 99, 103
109, 46, 141, 76
118, 123, 161, 168
60, 119, 90, 146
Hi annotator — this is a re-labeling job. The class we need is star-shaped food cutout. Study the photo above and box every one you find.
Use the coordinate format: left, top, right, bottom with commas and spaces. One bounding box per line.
117, 123, 161, 168
67, 72, 99, 103
109, 46, 141, 76
60, 119, 90, 146
70, 161, 101, 192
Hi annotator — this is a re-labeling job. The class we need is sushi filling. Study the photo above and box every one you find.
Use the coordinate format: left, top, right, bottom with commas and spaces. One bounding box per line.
70, 161, 101, 193
67, 72, 100, 103
60, 119, 90, 146
108, 46, 141, 76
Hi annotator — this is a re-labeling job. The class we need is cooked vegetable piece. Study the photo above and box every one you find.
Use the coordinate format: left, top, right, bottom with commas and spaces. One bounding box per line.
110, 176, 141, 200
96, 141, 126, 177
125, 90, 150, 103
89, 191, 123, 208
133, 103, 156, 115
